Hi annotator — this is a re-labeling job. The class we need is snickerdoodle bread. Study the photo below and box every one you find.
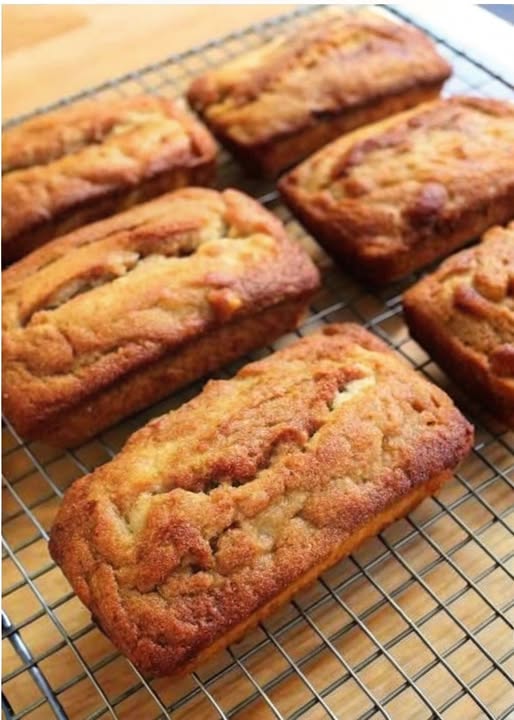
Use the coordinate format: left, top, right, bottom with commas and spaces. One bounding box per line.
404, 222, 514, 426
2, 95, 217, 264
187, 8, 451, 177
280, 96, 514, 284
49, 324, 473, 676
2, 188, 319, 447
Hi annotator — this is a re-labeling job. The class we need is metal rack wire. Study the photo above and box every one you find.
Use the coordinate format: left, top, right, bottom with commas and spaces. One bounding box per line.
2, 6, 513, 719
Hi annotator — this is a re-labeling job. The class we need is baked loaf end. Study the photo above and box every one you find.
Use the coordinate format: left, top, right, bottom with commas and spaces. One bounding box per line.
404, 222, 514, 426
280, 96, 514, 283
187, 8, 450, 176
2, 187, 319, 446
2, 96, 217, 263
49, 324, 473, 676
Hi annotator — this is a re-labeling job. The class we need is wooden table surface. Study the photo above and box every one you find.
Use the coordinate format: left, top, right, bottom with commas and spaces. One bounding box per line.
2, 5, 290, 120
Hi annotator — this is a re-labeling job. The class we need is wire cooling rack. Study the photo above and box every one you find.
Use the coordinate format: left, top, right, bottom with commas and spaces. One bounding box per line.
2, 6, 514, 720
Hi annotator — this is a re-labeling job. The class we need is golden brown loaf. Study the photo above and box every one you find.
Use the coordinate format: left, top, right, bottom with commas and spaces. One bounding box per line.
187, 8, 451, 177
49, 324, 473, 677
404, 222, 514, 426
280, 96, 514, 284
2, 187, 319, 447
2, 96, 217, 264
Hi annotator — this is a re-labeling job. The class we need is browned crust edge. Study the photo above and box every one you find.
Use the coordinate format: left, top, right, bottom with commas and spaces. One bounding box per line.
9, 296, 311, 447
403, 295, 514, 427
279, 180, 514, 286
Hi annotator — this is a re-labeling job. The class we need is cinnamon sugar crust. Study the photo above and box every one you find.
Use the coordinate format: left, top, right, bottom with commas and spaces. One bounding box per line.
2, 96, 217, 263
404, 222, 514, 426
187, 8, 450, 176
49, 324, 473, 676
280, 96, 514, 284
2, 188, 319, 446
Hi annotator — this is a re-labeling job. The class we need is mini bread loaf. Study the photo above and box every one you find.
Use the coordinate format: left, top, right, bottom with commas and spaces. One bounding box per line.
187, 9, 451, 177
49, 324, 473, 677
404, 222, 514, 426
280, 96, 514, 284
2, 188, 319, 447
2, 96, 217, 264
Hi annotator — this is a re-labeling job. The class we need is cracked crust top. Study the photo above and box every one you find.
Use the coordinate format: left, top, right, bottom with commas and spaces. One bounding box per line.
2, 187, 319, 438
2, 95, 217, 245
279, 97, 514, 268
404, 222, 514, 391
187, 8, 451, 148
49, 323, 473, 676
